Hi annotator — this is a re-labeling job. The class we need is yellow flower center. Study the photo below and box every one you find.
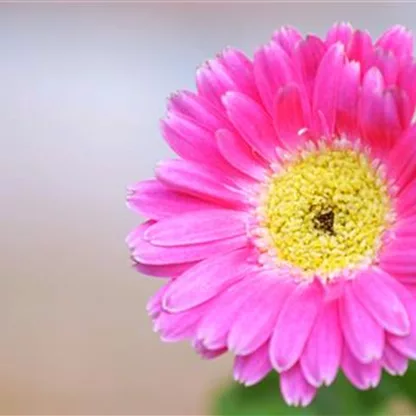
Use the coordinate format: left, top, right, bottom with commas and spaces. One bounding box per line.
261, 144, 393, 279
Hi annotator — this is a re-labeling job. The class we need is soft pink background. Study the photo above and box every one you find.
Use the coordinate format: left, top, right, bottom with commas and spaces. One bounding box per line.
2, 3, 416, 414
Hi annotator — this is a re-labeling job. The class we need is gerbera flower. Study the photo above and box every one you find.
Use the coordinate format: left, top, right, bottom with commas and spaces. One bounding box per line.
126, 23, 416, 406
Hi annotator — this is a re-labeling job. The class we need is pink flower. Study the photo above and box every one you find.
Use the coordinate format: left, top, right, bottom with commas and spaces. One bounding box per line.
126, 23, 416, 406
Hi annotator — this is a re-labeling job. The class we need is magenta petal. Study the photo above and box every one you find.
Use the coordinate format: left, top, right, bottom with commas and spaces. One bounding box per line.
160, 127, 250, 186
146, 284, 169, 319
127, 180, 216, 220
380, 244, 416, 281
372, 49, 399, 86
396, 180, 416, 216
223, 91, 280, 161
398, 61, 416, 112
126, 220, 154, 248
270, 282, 323, 372
272, 25, 303, 57
133, 234, 247, 265
326, 22, 354, 48
376, 25, 413, 60
340, 282, 384, 363
167, 90, 229, 131
337, 60, 360, 135
218, 47, 260, 101
293, 35, 326, 98
352, 269, 410, 336
388, 291, 416, 359
253, 41, 298, 114
392, 87, 412, 129
382, 343, 408, 376
197, 271, 266, 349
387, 125, 416, 190
234, 343, 272, 386
358, 67, 402, 152
227, 273, 295, 355
144, 209, 248, 246
280, 363, 317, 407
342, 346, 381, 390
156, 159, 246, 208
216, 129, 267, 181
300, 300, 342, 387
312, 43, 345, 135
161, 114, 224, 165
162, 248, 252, 312
133, 261, 195, 278
196, 59, 236, 109
196, 48, 258, 108
155, 303, 208, 342
193, 340, 227, 360
273, 83, 311, 150
347, 29, 374, 73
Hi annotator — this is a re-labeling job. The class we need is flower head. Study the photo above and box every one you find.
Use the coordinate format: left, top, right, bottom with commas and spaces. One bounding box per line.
127, 23, 416, 406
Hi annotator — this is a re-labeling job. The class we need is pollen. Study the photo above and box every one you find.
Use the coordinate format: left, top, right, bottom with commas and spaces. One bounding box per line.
261, 144, 393, 279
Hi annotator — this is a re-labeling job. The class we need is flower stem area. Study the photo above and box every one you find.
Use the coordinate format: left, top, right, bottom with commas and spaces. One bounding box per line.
213, 363, 416, 415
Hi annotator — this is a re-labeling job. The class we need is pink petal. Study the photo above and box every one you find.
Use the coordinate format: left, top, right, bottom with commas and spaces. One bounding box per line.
193, 340, 227, 359
312, 43, 345, 135
227, 273, 295, 355
132, 234, 248, 265
196, 59, 236, 108
146, 283, 170, 319
382, 343, 408, 376
398, 61, 416, 112
253, 41, 298, 114
197, 270, 268, 349
326, 22, 354, 48
339, 282, 384, 363
336, 60, 360, 135
396, 180, 416, 216
154, 303, 208, 342
216, 129, 267, 181
273, 83, 311, 150
144, 209, 248, 246
270, 282, 323, 372
234, 343, 272, 386
387, 125, 416, 190
342, 346, 381, 390
161, 116, 251, 182
160, 114, 224, 165
376, 25, 413, 60
162, 248, 253, 313
218, 47, 260, 101
293, 35, 326, 98
300, 300, 342, 387
222, 91, 280, 161
389, 87, 412, 131
352, 269, 410, 336
156, 159, 246, 208
196, 48, 258, 109
388, 290, 416, 359
272, 25, 303, 57
126, 180, 216, 220
358, 67, 401, 152
126, 221, 152, 249
133, 261, 195, 278
380, 241, 416, 281
347, 29, 374, 73
372, 49, 399, 85
280, 363, 317, 407
167, 90, 229, 131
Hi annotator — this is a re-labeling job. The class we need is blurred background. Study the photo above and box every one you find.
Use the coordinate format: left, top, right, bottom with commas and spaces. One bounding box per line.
2, 2, 416, 414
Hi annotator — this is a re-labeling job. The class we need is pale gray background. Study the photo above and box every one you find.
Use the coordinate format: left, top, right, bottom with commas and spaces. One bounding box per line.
2, 2, 416, 414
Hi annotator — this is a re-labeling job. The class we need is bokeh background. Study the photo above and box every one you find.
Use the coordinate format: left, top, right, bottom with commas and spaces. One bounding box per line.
2, 2, 416, 414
